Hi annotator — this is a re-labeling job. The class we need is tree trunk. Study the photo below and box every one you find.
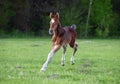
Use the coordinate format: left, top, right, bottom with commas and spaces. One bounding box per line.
85, 0, 92, 37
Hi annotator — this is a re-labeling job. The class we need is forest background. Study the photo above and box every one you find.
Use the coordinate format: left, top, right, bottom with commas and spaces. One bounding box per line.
0, 0, 120, 38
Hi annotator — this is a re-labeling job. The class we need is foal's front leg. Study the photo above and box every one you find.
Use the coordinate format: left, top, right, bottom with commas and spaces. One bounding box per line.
40, 45, 61, 72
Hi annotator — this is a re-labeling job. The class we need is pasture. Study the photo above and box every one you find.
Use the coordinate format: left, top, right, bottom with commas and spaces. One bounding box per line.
0, 38, 120, 84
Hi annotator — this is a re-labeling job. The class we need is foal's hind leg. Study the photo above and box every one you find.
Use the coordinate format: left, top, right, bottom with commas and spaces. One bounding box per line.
69, 42, 78, 65
61, 45, 67, 66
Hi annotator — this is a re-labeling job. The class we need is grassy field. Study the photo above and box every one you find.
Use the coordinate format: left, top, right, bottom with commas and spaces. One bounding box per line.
0, 38, 120, 84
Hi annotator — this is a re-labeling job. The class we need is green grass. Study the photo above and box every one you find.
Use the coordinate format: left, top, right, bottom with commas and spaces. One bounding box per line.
0, 38, 120, 84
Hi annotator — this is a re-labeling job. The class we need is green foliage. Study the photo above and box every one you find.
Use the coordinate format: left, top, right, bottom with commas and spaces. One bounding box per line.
0, 1, 15, 21
91, 0, 113, 37
95, 27, 109, 38
109, 13, 120, 36
0, 1, 14, 25
61, 6, 79, 25
95, 28, 102, 37
60, 1, 88, 37
103, 27, 109, 37
40, 15, 49, 36
0, 0, 120, 38
0, 0, 15, 36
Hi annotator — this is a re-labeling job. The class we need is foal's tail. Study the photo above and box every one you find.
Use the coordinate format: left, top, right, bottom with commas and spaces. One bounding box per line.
71, 24, 76, 30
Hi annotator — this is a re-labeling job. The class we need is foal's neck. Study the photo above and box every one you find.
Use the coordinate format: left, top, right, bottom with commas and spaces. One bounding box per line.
54, 23, 64, 37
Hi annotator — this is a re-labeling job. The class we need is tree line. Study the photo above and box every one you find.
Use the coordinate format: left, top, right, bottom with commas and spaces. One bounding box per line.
0, 0, 120, 38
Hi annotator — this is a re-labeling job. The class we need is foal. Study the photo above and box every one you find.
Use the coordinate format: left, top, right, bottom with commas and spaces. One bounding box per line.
40, 12, 78, 72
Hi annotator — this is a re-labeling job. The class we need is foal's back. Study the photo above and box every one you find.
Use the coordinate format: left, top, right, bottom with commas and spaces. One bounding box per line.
62, 26, 77, 46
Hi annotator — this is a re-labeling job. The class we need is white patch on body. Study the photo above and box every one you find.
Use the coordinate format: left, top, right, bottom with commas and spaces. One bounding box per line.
51, 19, 55, 23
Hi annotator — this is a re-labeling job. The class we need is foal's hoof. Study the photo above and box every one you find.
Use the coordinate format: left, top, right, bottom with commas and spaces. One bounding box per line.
40, 70, 45, 72
71, 62, 75, 65
61, 63, 65, 66
40, 68, 46, 72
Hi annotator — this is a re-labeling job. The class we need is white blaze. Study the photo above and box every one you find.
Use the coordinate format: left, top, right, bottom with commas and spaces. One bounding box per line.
51, 19, 55, 23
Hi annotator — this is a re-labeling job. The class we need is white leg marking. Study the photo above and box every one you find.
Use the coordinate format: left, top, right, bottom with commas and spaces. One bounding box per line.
40, 45, 59, 72
61, 45, 66, 66
61, 53, 65, 66
71, 43, 78, 65
71, 55, 74, 64
40, 50, 54, 72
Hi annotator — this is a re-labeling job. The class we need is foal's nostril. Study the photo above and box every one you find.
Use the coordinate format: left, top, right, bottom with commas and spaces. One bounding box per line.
49, 29, 53, 35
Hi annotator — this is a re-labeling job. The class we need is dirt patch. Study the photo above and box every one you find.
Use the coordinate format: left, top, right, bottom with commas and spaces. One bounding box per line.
31, 42, 47, 47
82, 63, 91, 68
80, 58, 94, 67
79, 69, 91, 74
47, 74, 60, 79
31, 44, 40, 47
77, 58, 94, 74
15, 66, 23, 69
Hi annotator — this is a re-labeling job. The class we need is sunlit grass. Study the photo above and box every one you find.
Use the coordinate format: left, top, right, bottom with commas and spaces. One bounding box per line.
0, 38, 120, 84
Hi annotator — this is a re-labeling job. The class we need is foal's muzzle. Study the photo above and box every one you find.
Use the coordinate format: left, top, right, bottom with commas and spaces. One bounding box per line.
49, 29, 53, 35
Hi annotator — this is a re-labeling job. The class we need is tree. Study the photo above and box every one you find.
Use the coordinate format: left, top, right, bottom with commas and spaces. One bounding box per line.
0, 0, 119, 37
110, 0, 120, 36
85, 0, 93, 37
0, 0, 15, 35
90, 0, 113, 37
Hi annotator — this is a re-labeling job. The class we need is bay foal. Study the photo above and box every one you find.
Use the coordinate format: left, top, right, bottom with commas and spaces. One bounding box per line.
40, 12, 78, 72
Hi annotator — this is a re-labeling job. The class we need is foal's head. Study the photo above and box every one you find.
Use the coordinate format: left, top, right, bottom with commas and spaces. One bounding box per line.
49, 12, 60, 35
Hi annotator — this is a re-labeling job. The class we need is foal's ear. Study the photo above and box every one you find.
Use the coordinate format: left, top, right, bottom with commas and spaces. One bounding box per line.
56, 12, 59, 19
50, 12, 53, 18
